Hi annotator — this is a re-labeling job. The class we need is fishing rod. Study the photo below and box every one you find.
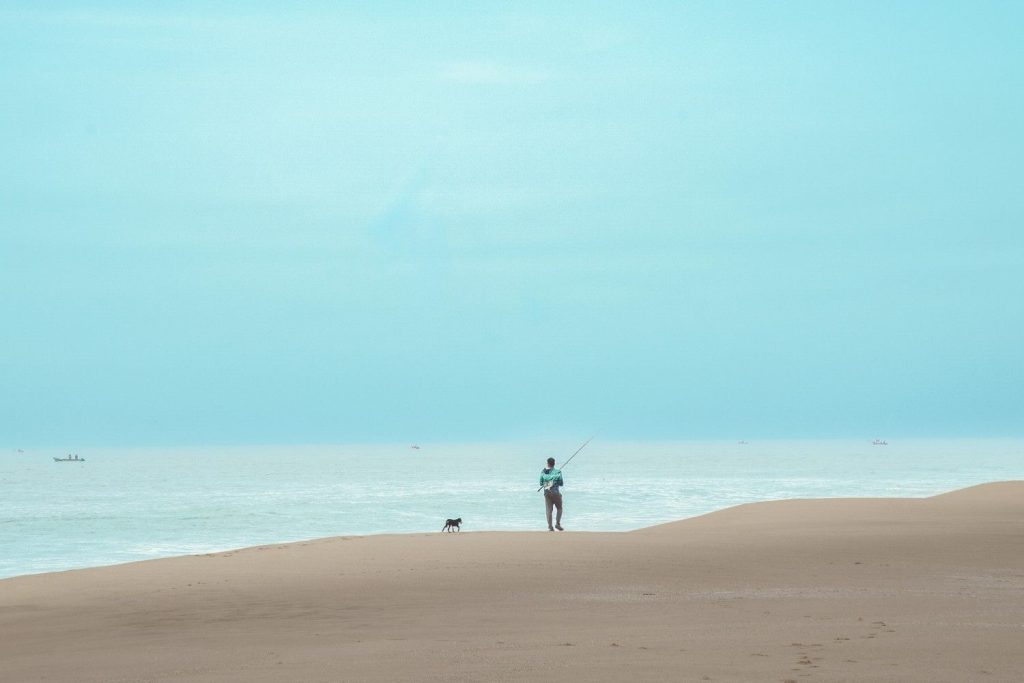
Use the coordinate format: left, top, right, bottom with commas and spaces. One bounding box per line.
537, 435, 594, 491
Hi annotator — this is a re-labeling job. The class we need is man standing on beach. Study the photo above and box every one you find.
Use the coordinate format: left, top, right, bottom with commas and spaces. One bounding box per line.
539, 457, 564, 531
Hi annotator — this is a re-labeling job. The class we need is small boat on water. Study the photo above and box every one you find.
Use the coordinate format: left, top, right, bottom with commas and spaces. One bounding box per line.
54, 454, 85, 462
872, 439, 888, 446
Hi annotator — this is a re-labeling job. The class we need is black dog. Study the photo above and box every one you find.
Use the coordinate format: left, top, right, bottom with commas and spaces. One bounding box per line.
442, 517, 462, 532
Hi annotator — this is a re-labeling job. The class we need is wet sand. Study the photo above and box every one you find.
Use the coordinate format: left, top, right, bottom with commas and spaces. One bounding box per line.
2, 481, 1022, 682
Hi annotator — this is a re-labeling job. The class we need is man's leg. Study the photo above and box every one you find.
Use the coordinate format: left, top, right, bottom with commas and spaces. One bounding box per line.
553, 493, 563, 529
544, 493, 555, 530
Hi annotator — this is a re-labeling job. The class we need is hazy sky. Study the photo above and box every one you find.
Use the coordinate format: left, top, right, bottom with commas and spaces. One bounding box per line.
2, 2, 1022, 446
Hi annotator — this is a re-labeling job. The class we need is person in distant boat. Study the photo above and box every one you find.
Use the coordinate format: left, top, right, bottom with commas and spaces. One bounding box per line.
539, 457, 564, 531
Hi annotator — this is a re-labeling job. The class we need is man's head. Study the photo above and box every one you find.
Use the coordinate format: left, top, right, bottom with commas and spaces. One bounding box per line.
546, 457, 556, 468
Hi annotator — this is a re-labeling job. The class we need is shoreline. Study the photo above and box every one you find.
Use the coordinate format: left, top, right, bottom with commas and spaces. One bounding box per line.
3, 481, 1023, 681
7, 438, 1022, 581
2, 479, 1014, 582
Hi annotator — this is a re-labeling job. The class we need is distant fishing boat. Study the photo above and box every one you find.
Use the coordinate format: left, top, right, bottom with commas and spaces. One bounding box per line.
410, 445, 421, 450
54, 454, 85, 462
737, 440, 749, 445
872, 439, 888, 446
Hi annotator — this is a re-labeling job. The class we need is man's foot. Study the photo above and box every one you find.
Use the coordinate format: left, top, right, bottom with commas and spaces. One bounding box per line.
555, 524, 564, 531
548, 526, 555, 531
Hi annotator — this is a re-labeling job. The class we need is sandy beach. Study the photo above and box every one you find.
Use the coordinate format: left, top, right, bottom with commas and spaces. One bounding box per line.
2, 481, 1022, 682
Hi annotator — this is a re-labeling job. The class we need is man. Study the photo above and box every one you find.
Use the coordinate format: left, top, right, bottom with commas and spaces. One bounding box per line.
539, 457, 564, 531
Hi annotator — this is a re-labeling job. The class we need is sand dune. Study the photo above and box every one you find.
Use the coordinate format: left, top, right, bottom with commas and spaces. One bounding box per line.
2, 482, 1023, 682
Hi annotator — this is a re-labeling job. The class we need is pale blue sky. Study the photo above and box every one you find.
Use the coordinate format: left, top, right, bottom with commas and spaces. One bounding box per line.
2, 2, 1022, 446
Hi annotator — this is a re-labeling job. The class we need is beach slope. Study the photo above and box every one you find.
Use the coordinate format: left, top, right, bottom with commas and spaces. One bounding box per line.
2, 482, 1023, 682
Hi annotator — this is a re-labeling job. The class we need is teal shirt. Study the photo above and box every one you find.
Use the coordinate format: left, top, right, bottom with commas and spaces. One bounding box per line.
539, 467, 564, 494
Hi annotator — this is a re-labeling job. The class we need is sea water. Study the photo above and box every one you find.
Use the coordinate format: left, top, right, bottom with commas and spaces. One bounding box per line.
2, 439, 1021, 579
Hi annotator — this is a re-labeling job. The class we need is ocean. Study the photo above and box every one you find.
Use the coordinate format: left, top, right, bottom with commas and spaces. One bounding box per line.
2, 439, 1021, 579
